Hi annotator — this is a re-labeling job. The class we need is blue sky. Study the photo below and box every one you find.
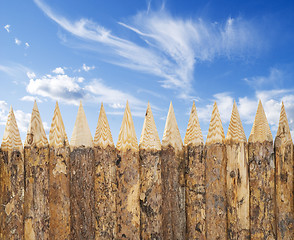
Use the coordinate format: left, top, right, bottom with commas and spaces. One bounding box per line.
1, 0, 294, 144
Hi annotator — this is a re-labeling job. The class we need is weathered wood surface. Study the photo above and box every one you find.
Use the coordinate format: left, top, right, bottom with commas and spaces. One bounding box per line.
161, 102, 185, 240
226, 101, 249, 240
249, 100, 276, 239
116, 102, 140, 239
0, 107, 24, 239
70, 102, 95, 239
24, 101, 49, 240
49, 102, 71, 240
205, 102, 227, 240
274, 103, 294, 240
184, 101, 206, 240
139, 103, 163, 240
94, 103, 117, 239
70, 147, 95, 239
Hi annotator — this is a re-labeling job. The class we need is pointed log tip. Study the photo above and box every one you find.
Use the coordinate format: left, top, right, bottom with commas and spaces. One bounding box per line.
94, 103, 114, 148
276, 102, 292, 143
184, 102, 203, 146
139, 103, 161, 151
226, 101, 247, 143
206, 102, 225, 145
162, 102, 183, 150
116, 102, 138, 152
24, 101, 48, 147
49, 102, 69, 148
70, 102, 93, 148
248, 100, 273, 143
1, 106, 23, 151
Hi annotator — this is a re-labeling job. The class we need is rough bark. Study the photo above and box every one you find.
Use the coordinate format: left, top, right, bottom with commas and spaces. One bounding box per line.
185, 144, 205, 240
49, 146, 70, 240
226, 142, 249, 240
205, 143, 227, 240
70, 147, 95, 240
274, 138, 294, 239
0, 150, 24, 239
161, 146, 185, 240
116, 149, 140, 239
249, 141, 276, 239
24, 146, 49, 240
94, 145, 117, 240
139, 149, 163, 240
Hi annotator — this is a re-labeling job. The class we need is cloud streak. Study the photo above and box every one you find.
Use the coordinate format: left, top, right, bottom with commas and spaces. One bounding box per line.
34, 0, 261, 99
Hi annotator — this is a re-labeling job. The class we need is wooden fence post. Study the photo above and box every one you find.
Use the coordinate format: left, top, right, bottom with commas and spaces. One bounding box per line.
116, 101, 140, 239
248, 100, 276, 239
24, 101, 49, 240
205, 102, 227, 240
184, 101, 205, 240
139, 103, 163, 239
94, 103, 117, 239
0, 106, 24, 239
48, 102, 71, 239
161, 102, 185, 240
226, 101, 249, 239
274, 102, 294, 239
70, 101, 95, 239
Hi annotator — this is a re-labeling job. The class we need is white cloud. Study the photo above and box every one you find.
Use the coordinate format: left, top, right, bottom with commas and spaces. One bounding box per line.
26, 74, 83, 105
20, 96, 42, 103
4, 24, 10, 33
82, 63, 95, 72
52, 67, 65, 74
14, 110, 31, 133
25, 42, 30, 48
27, 72, 36, 79
15, 38, 21, 45
34, 0, 261, 99
25, 70, 144, 109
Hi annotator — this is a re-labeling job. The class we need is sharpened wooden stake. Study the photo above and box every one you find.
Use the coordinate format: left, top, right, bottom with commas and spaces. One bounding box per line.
116, 101, 140, 239
49, 102, 70, 240
226, 101, 249, 240
139, 103, 163, 239
248, 100, 276, 239
70, 101, 95, 239
0, 106, 24, 239
24, 101, 49, 240
274, 102, 294, 239
161, 102, 185, 240
205, 102, 227, 240
94, 103, 117, 239
184, 101, 206, 240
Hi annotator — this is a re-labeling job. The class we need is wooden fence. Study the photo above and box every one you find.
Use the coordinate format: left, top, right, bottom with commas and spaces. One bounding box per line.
0, 100, 293, 239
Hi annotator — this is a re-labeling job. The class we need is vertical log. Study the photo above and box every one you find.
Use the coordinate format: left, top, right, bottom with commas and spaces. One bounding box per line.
274, 102, 294, 239
226, 101, 249, 240
24, 101, 49, 240
70, 101, 95, 239
49, 102, 71, 240
161, 102, 185, 240
205, 102, 227, 240
184, 101, 205, 240
94, 103, 117, 239
139, 103, 163, 239
0, 106, 24, 239
248, 100, 276, 239
116, 101, 140, 239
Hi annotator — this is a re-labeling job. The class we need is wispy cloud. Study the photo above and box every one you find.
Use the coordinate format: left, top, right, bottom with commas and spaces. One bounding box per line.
15, 38, 21, 45
20, 95, 43, 103
34, 0, 262, 99
0, 63, 31, 78
244, 68, 284, 89
82, 63, 95, 72
4, 24, 10, 33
